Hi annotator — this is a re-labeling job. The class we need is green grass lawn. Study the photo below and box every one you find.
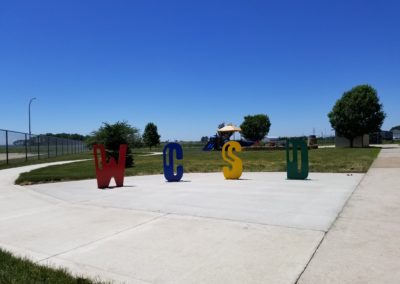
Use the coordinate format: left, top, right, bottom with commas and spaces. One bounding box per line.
0, 146, 26, 153
15, 147, 380, 185
0, 249, 106, 284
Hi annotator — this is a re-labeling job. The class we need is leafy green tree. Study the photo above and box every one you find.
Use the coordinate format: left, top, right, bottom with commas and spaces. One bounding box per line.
90, 121, 140, 167
328, 85, 386, 147
143, 122, 161, 150
200, 136, 209, 143
240, 114, 271, 142
44, 133, 89, 141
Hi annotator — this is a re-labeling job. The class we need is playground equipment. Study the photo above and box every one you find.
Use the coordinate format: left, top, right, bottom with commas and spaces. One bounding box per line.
202, 135, 219, 151
203, 124, 247, 151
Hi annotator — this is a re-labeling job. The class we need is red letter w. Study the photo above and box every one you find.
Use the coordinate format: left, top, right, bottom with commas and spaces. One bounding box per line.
93, 144, 127, 189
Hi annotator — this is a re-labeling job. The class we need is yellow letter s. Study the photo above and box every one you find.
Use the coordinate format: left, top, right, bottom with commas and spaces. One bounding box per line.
222, 141, 243, 179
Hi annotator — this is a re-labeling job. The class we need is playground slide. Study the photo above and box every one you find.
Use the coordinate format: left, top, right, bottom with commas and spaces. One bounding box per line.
203, 141, 215, 151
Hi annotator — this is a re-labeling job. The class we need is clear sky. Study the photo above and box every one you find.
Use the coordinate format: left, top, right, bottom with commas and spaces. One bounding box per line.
1, 0, 399, 141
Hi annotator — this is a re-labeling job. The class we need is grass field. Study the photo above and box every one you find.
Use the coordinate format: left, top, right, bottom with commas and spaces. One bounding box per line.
15, 147, 380, 185
0, 249, 106, 284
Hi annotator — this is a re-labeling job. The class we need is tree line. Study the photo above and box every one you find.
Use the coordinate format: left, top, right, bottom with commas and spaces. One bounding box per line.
44, 133, 90, 141
51, 84, 390, 169
206, 84, 387, 148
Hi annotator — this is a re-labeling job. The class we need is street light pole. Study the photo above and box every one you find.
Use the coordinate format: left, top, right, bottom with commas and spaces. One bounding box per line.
29, 97, 37, 136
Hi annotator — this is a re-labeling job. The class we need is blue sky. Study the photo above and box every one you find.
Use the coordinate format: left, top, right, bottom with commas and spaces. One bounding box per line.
1, 0, 399, 141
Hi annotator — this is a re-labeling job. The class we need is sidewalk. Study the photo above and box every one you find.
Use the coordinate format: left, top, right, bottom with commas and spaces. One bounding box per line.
298, 144, 400, 283
0, 162, 363, 283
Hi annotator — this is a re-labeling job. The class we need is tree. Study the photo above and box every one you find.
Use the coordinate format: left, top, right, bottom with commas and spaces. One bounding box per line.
328, 85, 386, 147
200, 136, 209, 143
90, 121, 139, 167
143, 122, 161, 150
44, 133, 89, 141
240, 114, 271, 142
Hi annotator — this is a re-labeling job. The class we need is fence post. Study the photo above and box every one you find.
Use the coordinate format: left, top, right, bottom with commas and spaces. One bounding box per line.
47, 137, 50, 158
25, 133, 28, 161
37, 136, 40, 160
5, 130, 9, 165
56, 138, 58, 157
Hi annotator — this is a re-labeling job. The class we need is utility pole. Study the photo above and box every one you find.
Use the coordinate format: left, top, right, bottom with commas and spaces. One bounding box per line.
29, 97, 37, 136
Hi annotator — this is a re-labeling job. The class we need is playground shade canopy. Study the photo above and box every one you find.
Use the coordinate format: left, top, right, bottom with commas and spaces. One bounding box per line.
217, 125, 241, 133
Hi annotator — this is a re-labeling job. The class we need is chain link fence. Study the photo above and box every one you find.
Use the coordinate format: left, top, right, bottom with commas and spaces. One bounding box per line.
0, 129, 88, 165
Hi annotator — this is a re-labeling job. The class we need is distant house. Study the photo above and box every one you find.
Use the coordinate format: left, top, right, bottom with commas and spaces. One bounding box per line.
335, 132, 369, 148
393, 129, 400, 140
370, 131, 393, 144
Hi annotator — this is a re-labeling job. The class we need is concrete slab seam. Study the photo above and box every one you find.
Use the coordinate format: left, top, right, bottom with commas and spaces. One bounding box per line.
17, 185, 70, 205
294, 152, 381, 283
37, 213, 170, 263
164, 212, 327, 233
78, 202, 327, 233
322, 166, 374, 233
294, 231, 327, 284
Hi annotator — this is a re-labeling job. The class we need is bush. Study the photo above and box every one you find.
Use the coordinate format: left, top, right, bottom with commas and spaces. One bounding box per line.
89, 121, 140, 167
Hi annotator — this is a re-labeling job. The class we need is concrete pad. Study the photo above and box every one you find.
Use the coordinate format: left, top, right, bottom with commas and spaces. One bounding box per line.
0, 204, 161, 257
29, 172, 364, 231
0, 161, 367, 283
298, 145, 400, 284
0, 160, 89, 186
298, 218, 400, 284
340, 169, 400, 224
0, 161, 88, 221
372, 157, 400, 167
0, 193, 60, 222
45, 214, 324, 284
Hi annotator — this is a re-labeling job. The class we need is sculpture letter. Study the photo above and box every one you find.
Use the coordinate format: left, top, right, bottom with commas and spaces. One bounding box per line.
93, 144, 127, 188
222, 141, 243, 179
163, 143, 184, 182
286, 139, 309, 180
